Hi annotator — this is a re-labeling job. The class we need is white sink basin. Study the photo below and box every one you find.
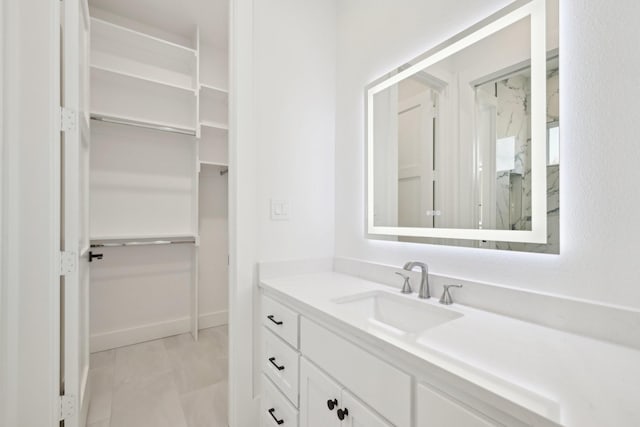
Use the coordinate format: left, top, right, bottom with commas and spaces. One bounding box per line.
333, 291, 463, 335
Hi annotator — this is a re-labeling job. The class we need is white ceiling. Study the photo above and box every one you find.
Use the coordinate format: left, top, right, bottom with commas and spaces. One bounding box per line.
88, 0, 228, 49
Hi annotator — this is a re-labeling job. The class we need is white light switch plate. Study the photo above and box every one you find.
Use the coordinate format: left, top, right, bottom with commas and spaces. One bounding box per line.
270, 199, 290, 221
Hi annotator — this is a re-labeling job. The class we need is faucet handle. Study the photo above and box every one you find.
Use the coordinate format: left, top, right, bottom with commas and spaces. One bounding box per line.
395, 272, 413, 294
439, 284, 463, 305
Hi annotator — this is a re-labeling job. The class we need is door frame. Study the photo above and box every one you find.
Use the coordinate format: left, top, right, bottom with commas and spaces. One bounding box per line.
0, 0, 62, 425
0, 1, 257, 425
0, 0, 8, 423
229, 0, 260, 425
60, 0, 92, 425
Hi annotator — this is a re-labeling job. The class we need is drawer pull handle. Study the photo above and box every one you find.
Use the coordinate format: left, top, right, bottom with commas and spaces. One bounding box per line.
327, 399, 338, 411
268, 357, 285, 371
267, 315, 283, 325
268, 408, 284, 425
337, 407, 349, 421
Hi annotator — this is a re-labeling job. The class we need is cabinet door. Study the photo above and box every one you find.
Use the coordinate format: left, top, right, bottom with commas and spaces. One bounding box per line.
416, 383, 501, 427
341, 389, 393, 427
300, 358, 342, 427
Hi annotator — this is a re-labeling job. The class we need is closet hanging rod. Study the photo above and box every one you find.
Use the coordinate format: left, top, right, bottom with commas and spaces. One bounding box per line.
90, 236, 196, 248
90, 114, 197, 136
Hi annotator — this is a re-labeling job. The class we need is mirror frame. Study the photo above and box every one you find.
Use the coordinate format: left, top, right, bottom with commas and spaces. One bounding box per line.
366, 0, 548, 244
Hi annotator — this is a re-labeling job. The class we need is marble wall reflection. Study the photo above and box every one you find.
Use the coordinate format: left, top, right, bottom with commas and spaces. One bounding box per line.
495, 75, 531, 176
494, 66, 560, 253
492, 73, 532, 231
497, 164, 559, 252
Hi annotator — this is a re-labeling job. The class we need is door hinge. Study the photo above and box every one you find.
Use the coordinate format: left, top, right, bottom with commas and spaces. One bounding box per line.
59, 251, 76, 276
59, 395, 76, 421
60, 107, 77, 132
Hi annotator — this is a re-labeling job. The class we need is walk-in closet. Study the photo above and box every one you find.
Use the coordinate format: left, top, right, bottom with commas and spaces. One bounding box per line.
85, 0, 230, 425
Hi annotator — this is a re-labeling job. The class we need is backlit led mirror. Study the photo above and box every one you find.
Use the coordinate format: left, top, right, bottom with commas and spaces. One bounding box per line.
366, 0, 559, 253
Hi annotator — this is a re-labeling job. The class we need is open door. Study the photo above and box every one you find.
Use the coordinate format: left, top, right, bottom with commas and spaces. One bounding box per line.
60, 0, 91, 425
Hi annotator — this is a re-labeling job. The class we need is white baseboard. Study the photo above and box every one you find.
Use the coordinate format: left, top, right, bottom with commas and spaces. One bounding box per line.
90, 310, 229, 353
198, 309, 229, 329
90, 317, 191, 352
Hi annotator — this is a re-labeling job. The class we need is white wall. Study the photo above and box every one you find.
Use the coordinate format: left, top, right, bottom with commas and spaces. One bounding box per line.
88, 114, 197, 351
89, 245, 193, 351
230, 0, 337, 424
199, 165, 229, 325
335, 0, 640, 308
253, 0, 337, 262
251, 0, 337, 401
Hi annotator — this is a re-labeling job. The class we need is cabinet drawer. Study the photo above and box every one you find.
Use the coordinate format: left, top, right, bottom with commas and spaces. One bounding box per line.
263, 295, 299, 348
262, 374, 299, 427
300, 318, 411, 427
262, 327, 300, 406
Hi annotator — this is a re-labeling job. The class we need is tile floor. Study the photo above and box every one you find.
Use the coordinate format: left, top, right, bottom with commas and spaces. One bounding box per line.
87, 325, 228, 427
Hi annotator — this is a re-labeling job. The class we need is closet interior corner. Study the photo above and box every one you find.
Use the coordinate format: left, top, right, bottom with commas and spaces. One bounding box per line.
87, 0, 229, 352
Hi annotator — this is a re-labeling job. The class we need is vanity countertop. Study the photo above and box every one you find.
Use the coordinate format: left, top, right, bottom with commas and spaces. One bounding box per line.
260, 271, 640, 427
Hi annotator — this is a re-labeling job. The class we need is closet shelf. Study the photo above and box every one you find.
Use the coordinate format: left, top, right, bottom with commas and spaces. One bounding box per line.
200, 120, 229, 131
91, 64, 196, 93
91, 113, 197, 136
92, 17, 196, 56
199, 83, 228, 95
200, 160, 228, 167
90, 234, 197, 248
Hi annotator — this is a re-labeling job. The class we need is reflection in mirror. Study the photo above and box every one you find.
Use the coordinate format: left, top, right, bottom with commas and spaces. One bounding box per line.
367, 0, 559, 253
479, 56, 559, 252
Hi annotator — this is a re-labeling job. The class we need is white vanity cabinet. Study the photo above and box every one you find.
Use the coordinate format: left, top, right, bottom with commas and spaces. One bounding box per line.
416, 383, 500, 427
300, 357, 392, 427
261, 293, 407, 427
260, 292, 554, 427
299, 358, 341, 427
260, 296, 301, 426
341, 390, 395, 427
299, 317, 411, 426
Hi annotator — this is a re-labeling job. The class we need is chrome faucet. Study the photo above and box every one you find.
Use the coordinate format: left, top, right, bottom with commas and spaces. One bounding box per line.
439, 284, 463, 305
403, 261, 430, 299
395, 272, 413, 294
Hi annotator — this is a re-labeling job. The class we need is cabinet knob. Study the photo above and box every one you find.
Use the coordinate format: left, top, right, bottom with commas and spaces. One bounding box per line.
337, 407, 349, 420
327, 399, 338, 411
